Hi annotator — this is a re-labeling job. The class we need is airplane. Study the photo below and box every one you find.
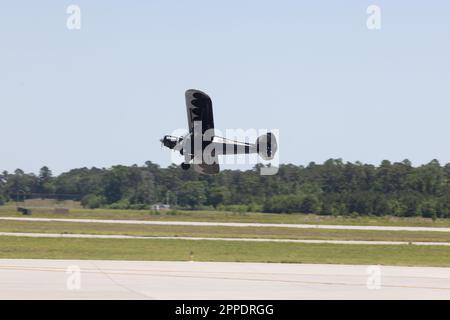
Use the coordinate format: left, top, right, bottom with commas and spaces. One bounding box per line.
161, 89, 277, 175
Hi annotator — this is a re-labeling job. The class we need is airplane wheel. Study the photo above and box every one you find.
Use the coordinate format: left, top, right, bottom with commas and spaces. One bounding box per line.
181, 163, 190, 170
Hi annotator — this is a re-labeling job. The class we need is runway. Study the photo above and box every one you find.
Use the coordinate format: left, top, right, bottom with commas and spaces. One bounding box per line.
0, 259, 449, 299
2, 231, 450, 246
1, 217, 450, 232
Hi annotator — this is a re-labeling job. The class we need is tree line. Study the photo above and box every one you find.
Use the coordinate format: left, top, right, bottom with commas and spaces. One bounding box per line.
1, 159, 449, 218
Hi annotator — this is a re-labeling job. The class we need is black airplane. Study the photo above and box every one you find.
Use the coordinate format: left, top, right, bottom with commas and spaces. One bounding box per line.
161, 89, 277, 174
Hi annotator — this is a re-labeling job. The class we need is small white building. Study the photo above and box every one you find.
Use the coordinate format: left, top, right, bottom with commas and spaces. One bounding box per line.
151, 203, 171, 211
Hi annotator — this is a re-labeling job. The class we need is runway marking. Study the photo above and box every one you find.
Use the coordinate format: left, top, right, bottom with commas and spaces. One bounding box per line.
1, 264, 450, 281
0, 264, 449, 291
1, 264, 448, 281
1, 217, 450, 233
1, 231, 450, 246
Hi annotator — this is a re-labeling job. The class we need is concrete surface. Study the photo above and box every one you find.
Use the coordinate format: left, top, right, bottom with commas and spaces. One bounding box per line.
0, 259, 449, 299
2, 231, 450, 246
1, 216, 450, 232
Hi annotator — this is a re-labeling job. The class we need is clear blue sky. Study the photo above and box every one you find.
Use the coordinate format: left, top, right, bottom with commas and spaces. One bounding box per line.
1, 1, 449, 174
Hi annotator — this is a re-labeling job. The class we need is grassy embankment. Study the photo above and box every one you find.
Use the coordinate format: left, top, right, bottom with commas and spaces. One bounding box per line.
2, 205, 450, 266
1, 219, 450, 243
1, 236, 450, 267
1, 205, 450, 227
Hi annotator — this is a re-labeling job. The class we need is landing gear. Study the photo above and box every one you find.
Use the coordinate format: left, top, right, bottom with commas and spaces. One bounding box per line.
181, 163, 190, 170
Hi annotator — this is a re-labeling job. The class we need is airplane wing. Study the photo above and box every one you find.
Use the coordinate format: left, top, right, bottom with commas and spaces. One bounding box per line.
193, 163, 220, 175
185, 89, 215, 136
185, 89, 218, 173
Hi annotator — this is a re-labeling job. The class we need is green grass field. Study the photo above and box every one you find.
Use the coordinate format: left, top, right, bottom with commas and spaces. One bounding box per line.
2, 205, 450, 267
1, 236, 450, 267
1, 219, 450, 243
1, 205, 450, 227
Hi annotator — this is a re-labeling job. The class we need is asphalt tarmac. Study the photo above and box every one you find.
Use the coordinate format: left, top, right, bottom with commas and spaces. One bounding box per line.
2, 216, 450, 232
1, 259, 449, 299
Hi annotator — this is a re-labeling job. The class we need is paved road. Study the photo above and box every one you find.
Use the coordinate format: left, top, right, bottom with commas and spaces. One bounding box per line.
1, 231, 450, 246
0, 259, 449, 299
1, 217, 450, 232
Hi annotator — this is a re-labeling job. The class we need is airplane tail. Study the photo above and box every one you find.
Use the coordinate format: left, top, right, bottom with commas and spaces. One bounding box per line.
256, 132, 278, 160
